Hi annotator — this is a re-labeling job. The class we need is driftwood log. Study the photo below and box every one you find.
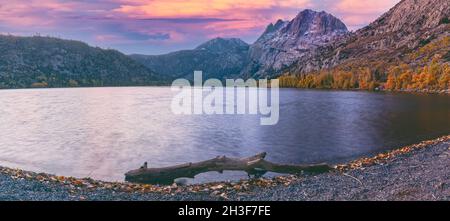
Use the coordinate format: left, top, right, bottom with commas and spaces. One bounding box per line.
125, 152, 333, 184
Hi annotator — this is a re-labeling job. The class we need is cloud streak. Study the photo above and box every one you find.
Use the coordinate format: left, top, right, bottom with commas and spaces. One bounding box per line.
0, 0, 400, 54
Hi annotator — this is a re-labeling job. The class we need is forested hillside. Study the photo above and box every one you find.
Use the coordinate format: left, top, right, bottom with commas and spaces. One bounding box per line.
279, 36, 450, 92
0, 35, 165, 89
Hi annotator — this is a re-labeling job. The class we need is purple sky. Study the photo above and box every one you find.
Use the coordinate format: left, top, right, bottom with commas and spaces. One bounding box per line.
0, 0, 400, 55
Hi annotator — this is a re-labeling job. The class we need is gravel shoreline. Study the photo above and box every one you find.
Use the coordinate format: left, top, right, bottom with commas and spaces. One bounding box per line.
1, 136, 449, 201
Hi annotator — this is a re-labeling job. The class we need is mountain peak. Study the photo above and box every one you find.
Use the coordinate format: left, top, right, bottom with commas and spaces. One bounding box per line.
258, 19, 288, 42
195, 37, 249, 52
245, 9, 349, 77
263, 19, 287, 34
283, 9, 348, 37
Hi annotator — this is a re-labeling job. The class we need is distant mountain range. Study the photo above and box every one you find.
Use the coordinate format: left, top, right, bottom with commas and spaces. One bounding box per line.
132, 9, 350, 80
0, 0, 448, 89
130, 38, 249, 81
132, 0, 449, 80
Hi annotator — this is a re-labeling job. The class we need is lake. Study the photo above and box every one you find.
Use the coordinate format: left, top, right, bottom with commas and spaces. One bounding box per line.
0, 87, 448, 184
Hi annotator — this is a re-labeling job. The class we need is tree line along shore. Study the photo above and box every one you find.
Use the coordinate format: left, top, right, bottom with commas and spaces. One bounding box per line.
279, 37, 450, 93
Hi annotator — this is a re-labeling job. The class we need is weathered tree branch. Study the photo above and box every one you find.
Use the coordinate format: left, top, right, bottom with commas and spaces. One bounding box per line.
125, 152, 333, 185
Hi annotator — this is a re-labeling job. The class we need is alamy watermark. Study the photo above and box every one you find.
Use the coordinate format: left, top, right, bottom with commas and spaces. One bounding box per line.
171, 71, 279, 125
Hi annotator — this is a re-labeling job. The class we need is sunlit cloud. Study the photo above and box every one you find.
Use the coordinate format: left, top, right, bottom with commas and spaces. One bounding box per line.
0, 0, 400, 54
114, 0, 311, 18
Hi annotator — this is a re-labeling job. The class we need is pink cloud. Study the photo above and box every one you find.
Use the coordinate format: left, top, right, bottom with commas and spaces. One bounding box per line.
114, 0, 311, 18
0, 0, 86, 26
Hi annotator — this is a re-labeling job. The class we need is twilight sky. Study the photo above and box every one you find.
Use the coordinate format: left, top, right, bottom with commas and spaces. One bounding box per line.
0, 0, 400, 55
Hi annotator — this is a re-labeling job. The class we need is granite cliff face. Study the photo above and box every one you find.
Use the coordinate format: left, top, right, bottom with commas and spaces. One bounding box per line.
359, 0, 449, 39
242, 9, 349, 78
344, 0, 449, 57
287, 0, 450, 74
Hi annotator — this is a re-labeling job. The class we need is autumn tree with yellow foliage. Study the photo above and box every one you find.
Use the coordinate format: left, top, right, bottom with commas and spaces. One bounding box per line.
279, 36, 450, 93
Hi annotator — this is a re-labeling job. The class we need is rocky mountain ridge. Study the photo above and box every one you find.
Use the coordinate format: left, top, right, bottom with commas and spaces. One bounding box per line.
130, 37, 249, 80
286, 0, 450, 75
243, 9, 349, 78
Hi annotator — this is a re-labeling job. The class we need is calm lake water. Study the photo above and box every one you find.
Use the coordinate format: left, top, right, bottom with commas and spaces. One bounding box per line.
0, 87, 449, 183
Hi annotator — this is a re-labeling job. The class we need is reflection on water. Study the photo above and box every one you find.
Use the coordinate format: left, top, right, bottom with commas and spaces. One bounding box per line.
0, 87, 449, 183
